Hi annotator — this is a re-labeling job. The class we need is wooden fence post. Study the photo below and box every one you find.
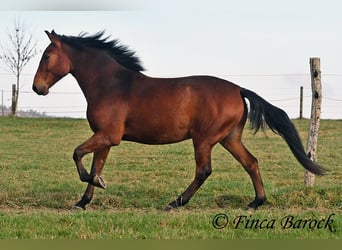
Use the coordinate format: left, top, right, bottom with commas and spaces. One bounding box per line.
305, 58, 322, 186
299, 86, 303, 119
11, 84, 16, 116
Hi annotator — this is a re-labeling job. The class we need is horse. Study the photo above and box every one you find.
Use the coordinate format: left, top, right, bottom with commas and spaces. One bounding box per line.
32, 30, 326, 210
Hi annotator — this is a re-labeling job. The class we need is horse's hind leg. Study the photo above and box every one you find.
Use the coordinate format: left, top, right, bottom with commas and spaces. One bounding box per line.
165, 141, 213, 210
220, 133, 266, 209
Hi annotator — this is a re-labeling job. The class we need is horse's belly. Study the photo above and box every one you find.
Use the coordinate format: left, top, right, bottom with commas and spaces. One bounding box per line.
122, 120, 191, 145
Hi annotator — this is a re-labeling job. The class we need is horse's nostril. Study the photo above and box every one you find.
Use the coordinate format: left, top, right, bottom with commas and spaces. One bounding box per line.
32, 84, 47, 95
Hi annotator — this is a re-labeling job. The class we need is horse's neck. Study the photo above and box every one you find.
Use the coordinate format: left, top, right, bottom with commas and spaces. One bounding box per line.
70, 50, 144, 103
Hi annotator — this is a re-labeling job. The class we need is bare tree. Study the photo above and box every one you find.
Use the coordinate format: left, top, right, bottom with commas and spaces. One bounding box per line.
0, 19, 38, 115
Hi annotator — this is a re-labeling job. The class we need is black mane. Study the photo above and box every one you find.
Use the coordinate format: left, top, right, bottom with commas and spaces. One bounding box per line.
56, 30, 145, 72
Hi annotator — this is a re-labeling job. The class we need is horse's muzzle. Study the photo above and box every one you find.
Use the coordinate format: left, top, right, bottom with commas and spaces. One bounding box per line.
32, 84, 49, 96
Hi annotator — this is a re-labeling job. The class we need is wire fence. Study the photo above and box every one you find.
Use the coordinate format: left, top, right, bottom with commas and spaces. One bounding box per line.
1, 73, 341, 119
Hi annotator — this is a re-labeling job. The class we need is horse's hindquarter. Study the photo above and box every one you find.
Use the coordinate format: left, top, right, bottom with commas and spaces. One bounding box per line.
123, 76, 244, 145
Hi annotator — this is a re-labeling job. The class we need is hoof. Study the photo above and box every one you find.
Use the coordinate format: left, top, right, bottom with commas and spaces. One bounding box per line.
71, 205, 86, 211
245, 197, 266, 210
163, 204, 177, 212
93, 175, 106, 189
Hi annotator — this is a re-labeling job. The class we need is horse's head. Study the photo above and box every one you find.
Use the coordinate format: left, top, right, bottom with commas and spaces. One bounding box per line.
33, 30, 72, 95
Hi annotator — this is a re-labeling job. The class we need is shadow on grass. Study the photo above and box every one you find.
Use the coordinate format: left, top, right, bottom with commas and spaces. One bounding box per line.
214, 194, 254, 209
213, 186, 342, 210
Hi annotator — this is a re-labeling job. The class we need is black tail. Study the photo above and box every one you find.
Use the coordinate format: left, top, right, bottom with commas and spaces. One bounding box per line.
240, 88, 326, 175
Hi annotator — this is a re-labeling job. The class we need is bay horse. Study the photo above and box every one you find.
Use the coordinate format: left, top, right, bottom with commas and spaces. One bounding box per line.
33, 30, 325, 210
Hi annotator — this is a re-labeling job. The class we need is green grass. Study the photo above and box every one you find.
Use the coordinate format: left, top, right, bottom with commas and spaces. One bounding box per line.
0, 117, 341, 239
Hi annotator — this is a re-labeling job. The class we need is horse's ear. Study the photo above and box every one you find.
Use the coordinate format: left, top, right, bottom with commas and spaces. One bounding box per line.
45, 30, 62, 48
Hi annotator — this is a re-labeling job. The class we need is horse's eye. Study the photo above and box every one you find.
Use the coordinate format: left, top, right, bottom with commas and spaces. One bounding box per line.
43, 54, 50, 61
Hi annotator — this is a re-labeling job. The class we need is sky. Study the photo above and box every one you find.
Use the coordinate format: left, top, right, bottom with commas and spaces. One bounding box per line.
0, 0, 341, 119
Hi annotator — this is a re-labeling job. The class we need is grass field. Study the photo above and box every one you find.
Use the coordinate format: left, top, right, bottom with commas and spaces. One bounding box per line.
0, 117, 341, 239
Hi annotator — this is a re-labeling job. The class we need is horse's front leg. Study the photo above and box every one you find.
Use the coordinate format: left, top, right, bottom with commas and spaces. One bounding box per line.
73, 148, 111, 210
73, 133, 111, 185
72, 133, 111, 209
73, 183, 94, 210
